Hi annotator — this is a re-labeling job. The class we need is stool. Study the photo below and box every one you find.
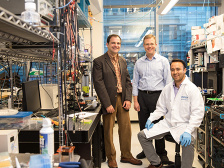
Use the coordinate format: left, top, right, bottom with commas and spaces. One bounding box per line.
163, 133, 181, 168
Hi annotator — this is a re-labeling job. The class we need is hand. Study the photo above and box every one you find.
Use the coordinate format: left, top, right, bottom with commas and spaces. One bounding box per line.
134, 101, 140, 111
180, 132, 191, 147
145, 119, 154, 130
106, 105, 115, 113
123, 101, 131, 110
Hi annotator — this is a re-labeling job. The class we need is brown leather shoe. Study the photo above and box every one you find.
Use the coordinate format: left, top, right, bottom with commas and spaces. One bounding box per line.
120, 157, 142, 165
147, 163, 163, 168
108, 160, 118, 168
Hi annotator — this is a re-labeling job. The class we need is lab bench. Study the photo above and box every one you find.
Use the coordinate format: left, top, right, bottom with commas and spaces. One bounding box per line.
18, 105, 103, 168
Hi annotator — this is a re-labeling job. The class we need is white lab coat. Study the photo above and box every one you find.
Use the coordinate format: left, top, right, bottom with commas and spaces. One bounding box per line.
143, 77, 204, 143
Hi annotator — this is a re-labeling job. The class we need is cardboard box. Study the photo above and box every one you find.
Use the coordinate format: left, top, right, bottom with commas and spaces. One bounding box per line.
203, 23, 209, 28
191, 29, 205, 35
191, 26, 201, 30
209, 16, 216, 25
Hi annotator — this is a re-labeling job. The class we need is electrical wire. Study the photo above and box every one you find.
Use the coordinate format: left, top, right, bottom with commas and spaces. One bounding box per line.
53, 0, 73, 10
0, 71, 7, 106
0, 63, 10, 75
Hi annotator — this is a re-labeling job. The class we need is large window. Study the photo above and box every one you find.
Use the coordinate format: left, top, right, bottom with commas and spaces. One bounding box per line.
103, 5, 217, 79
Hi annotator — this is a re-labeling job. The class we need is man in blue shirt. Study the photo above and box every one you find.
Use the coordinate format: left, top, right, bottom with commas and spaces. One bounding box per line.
132, 34, 172, 163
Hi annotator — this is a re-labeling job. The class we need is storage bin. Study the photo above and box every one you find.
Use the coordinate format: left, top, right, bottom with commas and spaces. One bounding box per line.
0, 112, 33, 129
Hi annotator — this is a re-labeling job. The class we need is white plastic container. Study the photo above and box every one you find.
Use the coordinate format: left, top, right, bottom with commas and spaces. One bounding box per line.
21, 0, 40, 26
40, 118, 54, 165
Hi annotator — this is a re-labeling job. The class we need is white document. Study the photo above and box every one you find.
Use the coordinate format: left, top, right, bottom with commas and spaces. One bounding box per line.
68, 112, 97, 119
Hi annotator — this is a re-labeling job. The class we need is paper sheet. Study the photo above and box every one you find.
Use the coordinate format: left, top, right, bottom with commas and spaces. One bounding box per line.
68, 112, 97, 119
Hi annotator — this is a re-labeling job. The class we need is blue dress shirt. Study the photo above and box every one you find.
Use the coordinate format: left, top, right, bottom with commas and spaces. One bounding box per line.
173, 82, 180, 97
132, 53, 172, 96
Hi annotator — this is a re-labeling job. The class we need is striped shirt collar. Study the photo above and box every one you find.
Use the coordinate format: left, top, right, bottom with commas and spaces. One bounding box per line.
107, 52, 119, 62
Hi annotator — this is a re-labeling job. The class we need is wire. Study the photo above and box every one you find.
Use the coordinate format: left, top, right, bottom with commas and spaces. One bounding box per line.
40, 84, 55, 109
53, 0, 73, 10
0, 63, 10, 75
65, 131, 68, 145
0, 71, 7, 106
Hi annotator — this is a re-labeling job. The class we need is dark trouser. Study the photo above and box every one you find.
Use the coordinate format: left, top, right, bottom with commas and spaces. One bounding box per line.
138, 90, 167, 156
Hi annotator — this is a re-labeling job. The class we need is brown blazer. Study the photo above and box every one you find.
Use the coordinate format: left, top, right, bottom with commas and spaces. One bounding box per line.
92, 52, 132, 114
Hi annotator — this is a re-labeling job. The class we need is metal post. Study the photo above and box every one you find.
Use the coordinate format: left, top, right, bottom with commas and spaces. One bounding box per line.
57, 45, 64, 147
56, 0, 64, 148
38, 61, 41, 83
9, 59, 13, 108
50, 62, 52, 84
155, 4, 159, 53
90, 27, 93, 97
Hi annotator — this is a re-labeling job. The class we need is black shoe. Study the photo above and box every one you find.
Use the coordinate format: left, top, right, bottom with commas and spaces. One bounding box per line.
136, 151, 146, 159
159, 155, 169, 164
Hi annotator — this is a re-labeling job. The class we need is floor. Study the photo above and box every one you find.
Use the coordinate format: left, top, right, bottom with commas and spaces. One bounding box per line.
100, 123, 204, 168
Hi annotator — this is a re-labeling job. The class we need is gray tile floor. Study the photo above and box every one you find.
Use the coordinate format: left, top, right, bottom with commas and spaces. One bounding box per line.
101, 123, 204, 168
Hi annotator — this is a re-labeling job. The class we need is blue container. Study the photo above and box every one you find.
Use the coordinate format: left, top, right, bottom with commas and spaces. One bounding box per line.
78, 0, 90, 18
0, 112, 33, 129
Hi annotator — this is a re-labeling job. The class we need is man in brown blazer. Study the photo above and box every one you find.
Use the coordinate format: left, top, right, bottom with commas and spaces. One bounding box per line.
93, 34, 142, 168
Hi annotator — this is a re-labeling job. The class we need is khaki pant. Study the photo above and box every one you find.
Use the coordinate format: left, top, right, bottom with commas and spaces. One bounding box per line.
103, 93, 132, 160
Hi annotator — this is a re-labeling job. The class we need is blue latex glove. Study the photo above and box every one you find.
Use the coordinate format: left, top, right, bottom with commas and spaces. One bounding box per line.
180, 132, 191, 147
145, 119, 154, 130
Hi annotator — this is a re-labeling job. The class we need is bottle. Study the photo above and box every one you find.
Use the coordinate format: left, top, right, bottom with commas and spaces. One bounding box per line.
40, 118, 54, 166
8, 95, 12, 109
21, 0, 40, 26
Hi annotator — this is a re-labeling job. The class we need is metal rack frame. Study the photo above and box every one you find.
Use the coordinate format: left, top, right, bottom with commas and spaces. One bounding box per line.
0, 2, 94, 165
0, 6, 59, 62
0, 7, 58, 43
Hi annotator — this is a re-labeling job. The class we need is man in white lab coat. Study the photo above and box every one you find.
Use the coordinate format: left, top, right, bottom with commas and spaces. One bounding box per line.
138, 59, 204, 168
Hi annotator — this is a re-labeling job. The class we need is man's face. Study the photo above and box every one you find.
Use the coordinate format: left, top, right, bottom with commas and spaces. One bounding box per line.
171, 62, 186, 83
143, 38, 157, 56
106, 36, 121, 54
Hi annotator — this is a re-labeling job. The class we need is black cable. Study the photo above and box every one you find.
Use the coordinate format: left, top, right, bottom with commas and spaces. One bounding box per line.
39, 84, 55, 109
26, 62, 33, 81
17, 63, 22, 74
0, 71, 7, 106
0, 63, 10, 75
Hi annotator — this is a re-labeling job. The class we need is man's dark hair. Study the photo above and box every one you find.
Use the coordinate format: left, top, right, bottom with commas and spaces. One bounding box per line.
107, 34, 121, 43
171, 59, 186, 69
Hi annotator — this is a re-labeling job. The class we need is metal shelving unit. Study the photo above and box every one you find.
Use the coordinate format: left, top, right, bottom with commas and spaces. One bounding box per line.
0, 6, 59, 62
196, 107, 224, 168
190, 41, 206, 50
190, 37, 224, 167
208, 108, 224, 168
0, 7, 58, 42
77, 5, 91, 28
196, 112, 209, 168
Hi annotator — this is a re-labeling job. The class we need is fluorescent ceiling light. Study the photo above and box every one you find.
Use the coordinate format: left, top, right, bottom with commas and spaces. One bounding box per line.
157, 0, 179, 15
135, 29, 153, 47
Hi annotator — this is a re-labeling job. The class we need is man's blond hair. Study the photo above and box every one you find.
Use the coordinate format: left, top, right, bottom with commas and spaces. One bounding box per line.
143, 34, 156, 44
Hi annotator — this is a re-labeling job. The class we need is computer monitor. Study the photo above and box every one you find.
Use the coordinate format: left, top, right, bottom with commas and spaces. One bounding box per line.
22, 80, 41, 112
